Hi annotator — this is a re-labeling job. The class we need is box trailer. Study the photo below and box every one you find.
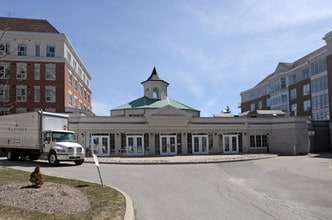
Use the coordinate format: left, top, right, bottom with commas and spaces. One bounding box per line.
0, 110, 85, 165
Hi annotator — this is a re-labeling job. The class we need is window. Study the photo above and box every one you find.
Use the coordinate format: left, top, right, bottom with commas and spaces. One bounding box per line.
46, 46, 55, 57
68, 72, 72, 85
34, 64, 40, 80
78, 68, 82, 78
79, 84, 83, 96
18, 44, 27, 56
152, 88, 159, 99
289, 74, 296, 85
302, 68, 310, 79
79, 101, 83, 109
74, 96, 78, 108
0, 43, 10, 56
73, 60, 77, 70
310, 58, 327, 75
290, 88, 297, 100
311, 76, 327, 93
258, 101, 262, 109
16, 86, 27, 102
34, 86, 40, 102
74, 79, 78, 90
291, 103, 297, 116
250, 91, 255, 100
250, 103, 255, 111
45, 64, 56, 80
280, 77, 286, 89
303, 84, 310, 96
250, 135, 269, 148
0, 84, 9, 102
312, 94, 329, 110
0, 63, 10, 79
303, 100, 311, 111
67, 51, 72, 62
35, 45, 40, 57
68, 91, 72, 106
16, 63, 27, 79
45, 86, 56, 103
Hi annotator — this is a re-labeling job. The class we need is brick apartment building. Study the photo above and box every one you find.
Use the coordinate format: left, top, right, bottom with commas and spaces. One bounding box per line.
0, 17, 92, 115
240, 31, 332, 121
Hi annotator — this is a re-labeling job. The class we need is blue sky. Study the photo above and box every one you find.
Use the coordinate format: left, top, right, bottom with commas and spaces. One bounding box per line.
2, 0, 332, 116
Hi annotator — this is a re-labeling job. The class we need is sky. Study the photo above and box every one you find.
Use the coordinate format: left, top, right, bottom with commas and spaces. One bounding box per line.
1, 0, 332, 116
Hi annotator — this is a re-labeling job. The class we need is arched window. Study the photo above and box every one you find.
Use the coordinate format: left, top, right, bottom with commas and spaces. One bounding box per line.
145, 88, 149, 96
152, 88, 159, 99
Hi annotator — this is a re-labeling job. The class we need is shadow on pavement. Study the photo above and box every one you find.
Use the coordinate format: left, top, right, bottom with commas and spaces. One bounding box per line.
0, 157, 77, 168
309, 152, 332, 159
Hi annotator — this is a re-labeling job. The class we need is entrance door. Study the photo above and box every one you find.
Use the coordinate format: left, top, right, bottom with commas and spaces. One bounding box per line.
160, 135, 177, 156
223, 135, 238, 153
127, 135, 144, 156
91, 135, 110, 156
192, 135, 208, 154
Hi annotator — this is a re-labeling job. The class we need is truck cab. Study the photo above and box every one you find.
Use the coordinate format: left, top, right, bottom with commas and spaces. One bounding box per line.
43, 130, 85, 165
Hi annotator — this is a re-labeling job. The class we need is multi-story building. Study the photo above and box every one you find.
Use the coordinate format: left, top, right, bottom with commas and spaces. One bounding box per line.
0, 17, 92, 115
240, 31, 332, 121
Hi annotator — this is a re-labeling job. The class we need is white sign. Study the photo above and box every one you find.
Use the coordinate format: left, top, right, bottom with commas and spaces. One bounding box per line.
92, 154, 100, 167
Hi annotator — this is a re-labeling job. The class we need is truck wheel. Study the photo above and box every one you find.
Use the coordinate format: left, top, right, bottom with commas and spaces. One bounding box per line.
7, 149, 19, 161
74, 159, 84, 165
48, 151, 59, 166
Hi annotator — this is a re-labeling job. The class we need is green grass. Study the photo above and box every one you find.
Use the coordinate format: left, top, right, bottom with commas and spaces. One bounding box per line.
0, 167, 125, 220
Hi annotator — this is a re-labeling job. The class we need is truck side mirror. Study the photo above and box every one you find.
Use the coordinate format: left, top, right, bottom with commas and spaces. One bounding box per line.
45, 137, 50, 144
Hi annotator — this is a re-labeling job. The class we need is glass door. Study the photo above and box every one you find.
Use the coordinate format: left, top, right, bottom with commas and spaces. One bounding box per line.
127, 135, 144, 156
192, 135, 209, 154
223, 135, 238, 153
160, 135, 177, 155
91, 135, 110, 156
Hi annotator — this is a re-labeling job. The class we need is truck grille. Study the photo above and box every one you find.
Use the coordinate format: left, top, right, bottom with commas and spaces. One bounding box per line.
68, 147, 74, 154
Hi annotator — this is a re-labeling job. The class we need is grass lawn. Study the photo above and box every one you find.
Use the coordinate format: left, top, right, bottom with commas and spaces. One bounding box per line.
0, 167, 126, 220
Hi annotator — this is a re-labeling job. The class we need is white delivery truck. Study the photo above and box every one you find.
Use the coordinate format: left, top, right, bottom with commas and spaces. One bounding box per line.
0, 110, 85, 166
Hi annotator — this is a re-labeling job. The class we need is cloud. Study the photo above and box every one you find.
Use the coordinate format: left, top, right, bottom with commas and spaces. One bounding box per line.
183, 0, 332, 35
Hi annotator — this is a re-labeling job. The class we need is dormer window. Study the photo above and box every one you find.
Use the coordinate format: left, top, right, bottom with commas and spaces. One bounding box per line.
152, 88, 159, 99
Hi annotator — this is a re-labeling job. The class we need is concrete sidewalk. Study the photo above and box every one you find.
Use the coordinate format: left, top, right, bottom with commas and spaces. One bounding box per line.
84, 153, 278, 165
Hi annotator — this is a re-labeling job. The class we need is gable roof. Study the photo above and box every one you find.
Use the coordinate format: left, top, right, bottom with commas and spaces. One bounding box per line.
0, 17, 59, 33
112, 96, 199, 111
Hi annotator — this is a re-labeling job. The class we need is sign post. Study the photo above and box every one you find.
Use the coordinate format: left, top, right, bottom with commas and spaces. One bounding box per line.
92, 154, 104, 187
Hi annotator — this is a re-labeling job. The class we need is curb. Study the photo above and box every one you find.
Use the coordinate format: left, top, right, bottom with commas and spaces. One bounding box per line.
84, 154, 278, 165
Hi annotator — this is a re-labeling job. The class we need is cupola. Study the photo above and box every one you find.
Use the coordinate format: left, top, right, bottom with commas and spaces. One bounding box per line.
141, 67, 169, 99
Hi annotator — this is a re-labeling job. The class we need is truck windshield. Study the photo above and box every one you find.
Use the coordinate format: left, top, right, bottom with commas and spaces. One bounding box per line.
52, 132, 76, 142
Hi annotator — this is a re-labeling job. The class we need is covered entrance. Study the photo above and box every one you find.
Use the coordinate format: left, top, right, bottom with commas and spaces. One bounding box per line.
223, 134, 238, 153
91, 135, 110, 156
192, 135, 208, 154
160, 135, 177, 155
127, 135, 144, 156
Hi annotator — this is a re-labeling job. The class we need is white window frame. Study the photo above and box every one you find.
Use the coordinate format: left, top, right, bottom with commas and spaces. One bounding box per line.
0, 63, 10, 79
16, 86, 27, 102
34, 64, 40, 80
0, 84, 9, 102
17, 44, 27, 56
16, 63, 27, 79
45, 64, 56, 80
45, 86, 56, 103
46, 46, 55, 57
34, 86, 40, 103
